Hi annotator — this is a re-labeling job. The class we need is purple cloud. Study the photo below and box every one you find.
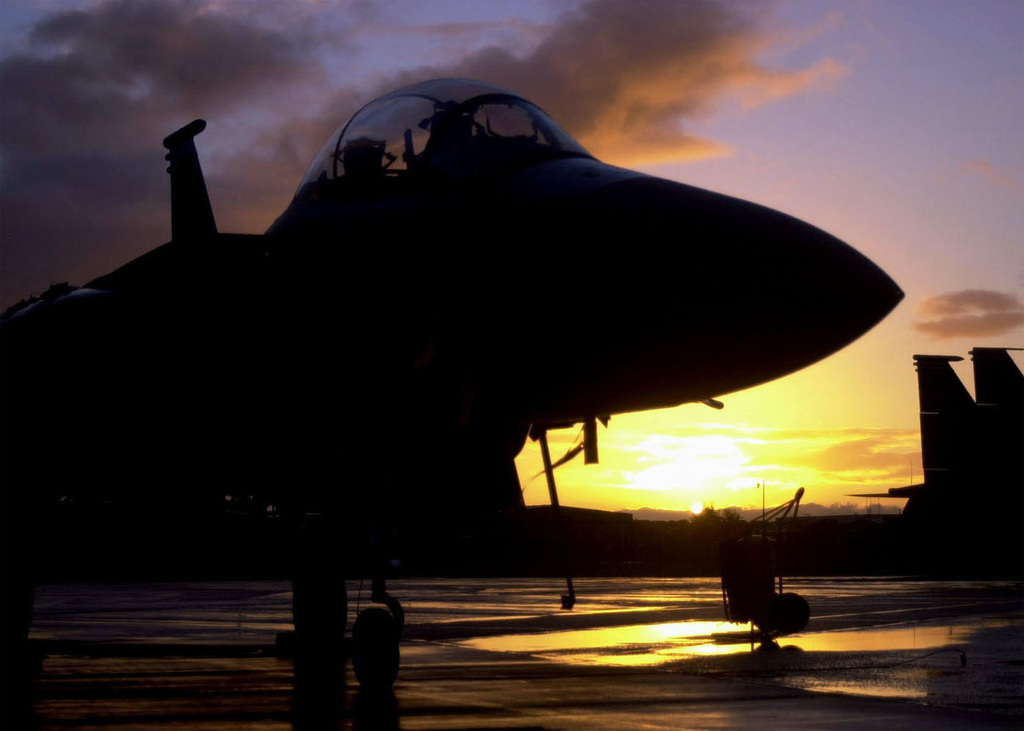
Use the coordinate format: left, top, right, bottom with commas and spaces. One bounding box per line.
912, 290, 1024, 339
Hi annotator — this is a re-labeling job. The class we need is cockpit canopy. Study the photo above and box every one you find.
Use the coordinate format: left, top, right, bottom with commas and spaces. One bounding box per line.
296, 79, 590, 198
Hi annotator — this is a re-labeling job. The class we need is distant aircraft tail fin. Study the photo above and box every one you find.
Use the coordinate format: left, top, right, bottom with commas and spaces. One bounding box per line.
971, 347, 1024, 408
971, 347, 1024, 493
913, 354, 974, 484
163, 119, 217, 241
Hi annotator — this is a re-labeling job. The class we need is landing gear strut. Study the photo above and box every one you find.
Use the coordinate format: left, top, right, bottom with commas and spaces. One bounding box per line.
290, 517, 348, 657
535, 428, 576, 610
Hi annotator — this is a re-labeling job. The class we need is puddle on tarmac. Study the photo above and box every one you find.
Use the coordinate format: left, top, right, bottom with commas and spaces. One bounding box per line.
458, 620, 762, 666
457, 617, 1004, 669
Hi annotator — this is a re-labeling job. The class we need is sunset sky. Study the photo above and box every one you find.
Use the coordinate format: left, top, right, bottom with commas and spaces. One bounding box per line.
2, 1, 1021, 516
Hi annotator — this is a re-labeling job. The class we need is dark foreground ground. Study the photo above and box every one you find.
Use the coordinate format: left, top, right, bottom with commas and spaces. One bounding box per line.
24, 577, 1024, 729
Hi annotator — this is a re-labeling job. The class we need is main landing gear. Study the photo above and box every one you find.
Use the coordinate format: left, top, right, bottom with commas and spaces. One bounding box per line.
289, 519, 405, 691
351, 577, 404, 689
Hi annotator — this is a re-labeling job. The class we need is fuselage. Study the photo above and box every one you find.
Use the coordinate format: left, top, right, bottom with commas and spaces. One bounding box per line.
261, 79, 902, 427
1, 78, 902, 520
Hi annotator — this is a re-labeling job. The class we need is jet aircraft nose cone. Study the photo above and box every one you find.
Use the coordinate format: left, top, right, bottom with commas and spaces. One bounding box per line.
524, 172, 904, 416
597, 174, 902, 384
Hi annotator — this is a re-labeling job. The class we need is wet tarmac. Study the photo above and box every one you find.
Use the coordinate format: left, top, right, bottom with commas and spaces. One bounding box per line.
26, 577, 1024, 728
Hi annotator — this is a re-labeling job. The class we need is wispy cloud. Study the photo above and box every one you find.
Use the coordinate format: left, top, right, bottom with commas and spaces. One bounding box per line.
962, 159, 1021, 193
912, 290, 1024, 339
398, 0, 848, 164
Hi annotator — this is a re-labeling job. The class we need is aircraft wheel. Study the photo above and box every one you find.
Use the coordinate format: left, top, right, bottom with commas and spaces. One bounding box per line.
769, 592, 810, 635
352, 606, 400, 690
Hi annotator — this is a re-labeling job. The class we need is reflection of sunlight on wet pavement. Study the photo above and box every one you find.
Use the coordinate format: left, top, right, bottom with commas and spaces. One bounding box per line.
453, 612, 1024, 708
783, 621, 980, 652
458, 620, 758, 665
28, 578, 1024, 721
456, 617, 1008, 679
778, 619, 1020, 702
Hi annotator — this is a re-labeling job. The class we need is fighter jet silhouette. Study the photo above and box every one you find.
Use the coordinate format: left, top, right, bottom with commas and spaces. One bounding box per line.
1, 79, 902, 689
849, 348, 1023, 577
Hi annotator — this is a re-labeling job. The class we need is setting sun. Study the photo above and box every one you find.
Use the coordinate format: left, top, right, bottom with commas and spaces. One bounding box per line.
516, 400, 930, 515
690, 502, 704, 515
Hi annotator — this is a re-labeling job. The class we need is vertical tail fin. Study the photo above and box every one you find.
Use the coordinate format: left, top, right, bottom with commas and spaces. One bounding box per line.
163, 119, 217, 241
971, 347, 1024, 407
970, 347, 1024, 498
913, 354, 973, 486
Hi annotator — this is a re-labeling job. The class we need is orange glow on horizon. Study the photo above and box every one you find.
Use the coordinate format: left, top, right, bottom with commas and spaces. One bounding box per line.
517, 351, 924, 515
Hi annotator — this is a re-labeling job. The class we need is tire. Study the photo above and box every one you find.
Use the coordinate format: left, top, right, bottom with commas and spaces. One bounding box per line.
352, 606, 400, 689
